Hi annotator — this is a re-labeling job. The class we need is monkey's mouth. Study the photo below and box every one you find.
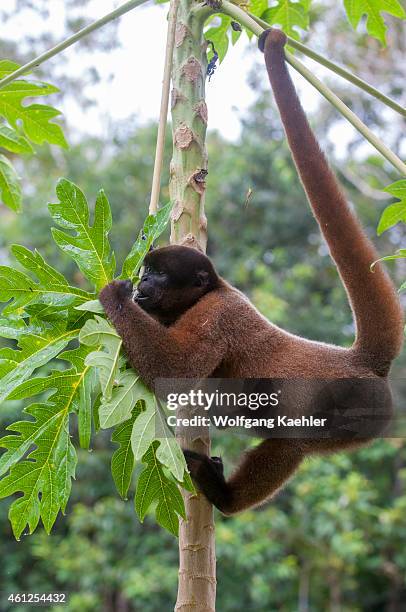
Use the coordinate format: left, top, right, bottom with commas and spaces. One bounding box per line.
133, 289, 150, 303
134, 289, 162, 310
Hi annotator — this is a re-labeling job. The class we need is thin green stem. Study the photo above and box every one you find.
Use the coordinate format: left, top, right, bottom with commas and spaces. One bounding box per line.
248, 12, 406, 118
149, 0, 180, 215
0, 0, 150, 90
221, 1, 406, 176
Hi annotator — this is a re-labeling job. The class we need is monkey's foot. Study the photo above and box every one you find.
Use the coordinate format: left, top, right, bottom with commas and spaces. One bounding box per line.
258, 28, 287, 53
183, 450, 224, 477
183, 450, 232, 512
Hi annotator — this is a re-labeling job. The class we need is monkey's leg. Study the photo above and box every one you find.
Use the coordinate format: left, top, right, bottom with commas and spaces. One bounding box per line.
184, 440, 303, 515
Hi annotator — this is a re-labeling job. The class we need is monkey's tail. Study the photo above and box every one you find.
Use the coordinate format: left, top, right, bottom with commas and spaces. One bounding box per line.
260, 29, 404, 374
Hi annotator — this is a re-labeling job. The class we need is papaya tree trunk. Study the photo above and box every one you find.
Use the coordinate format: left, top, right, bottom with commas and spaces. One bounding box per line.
169, 1, 216, 610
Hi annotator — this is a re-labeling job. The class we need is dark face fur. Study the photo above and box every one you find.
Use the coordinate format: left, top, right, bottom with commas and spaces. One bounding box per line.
134, 245, 220, 320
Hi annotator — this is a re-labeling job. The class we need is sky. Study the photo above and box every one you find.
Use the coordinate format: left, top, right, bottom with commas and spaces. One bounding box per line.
1, 0, 330, 143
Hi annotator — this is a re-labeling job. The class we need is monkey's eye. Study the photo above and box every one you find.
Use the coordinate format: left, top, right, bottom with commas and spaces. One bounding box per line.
158, 271, 165, 275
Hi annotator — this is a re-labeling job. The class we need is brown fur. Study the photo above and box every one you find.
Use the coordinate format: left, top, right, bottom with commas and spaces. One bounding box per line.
99, 29, 404, 515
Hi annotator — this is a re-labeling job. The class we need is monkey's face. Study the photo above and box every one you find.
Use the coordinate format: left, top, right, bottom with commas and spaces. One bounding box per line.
134, 245, 219, 318
134, 265, 169, 310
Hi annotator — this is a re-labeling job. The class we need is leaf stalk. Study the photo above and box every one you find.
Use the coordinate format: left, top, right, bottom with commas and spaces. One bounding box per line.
149, 0, 180, 215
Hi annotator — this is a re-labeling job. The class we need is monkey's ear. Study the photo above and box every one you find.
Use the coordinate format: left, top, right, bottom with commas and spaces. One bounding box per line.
195, 270, 209, 287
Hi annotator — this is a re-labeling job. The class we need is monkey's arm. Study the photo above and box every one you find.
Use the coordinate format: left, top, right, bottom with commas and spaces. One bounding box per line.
259, 29, 403, 370
99, 281, 227, 387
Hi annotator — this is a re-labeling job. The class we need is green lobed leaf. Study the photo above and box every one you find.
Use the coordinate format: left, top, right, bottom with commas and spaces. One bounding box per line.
179, 470, 196, 494
0, 61, 67, 212
0, 60, 21, 77
75, 299, 105, 314
156, 437, 187, 483
249, 0, 269, 18
377, 180, 406, 235
0, 322, 78, 403
377, 203, 406, 235
0, 244, 92, 315
120, 201, 172, 280
0, 318, 43, 339
79, 316, 122, 401
0, 153, 21, 211
99, 369, 153, 429
23, 303, 69, 323
92, 393, 102, 433
111, 408, 142, 499
0, 418, 69, 538
131, 399, 157, 461
231, 26, 242, 45
0, 345, 94, 538
54, 417, 78, 513
0, 176, 187, 537
0, 67, 67, 148
49, 179, 116, 291
343, 0, 406, 45
154, 402, 187, 482
262, 0, 309, 41
0, 266, 38, 313
78, 368, 95, 449
130, 396, 189, 501
0, 398, 67, 480
0, 125, 33, 154
135, 441, 186, 536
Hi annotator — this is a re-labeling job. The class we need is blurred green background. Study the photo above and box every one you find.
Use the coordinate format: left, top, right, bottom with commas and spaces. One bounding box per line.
0, 1, 405, 610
